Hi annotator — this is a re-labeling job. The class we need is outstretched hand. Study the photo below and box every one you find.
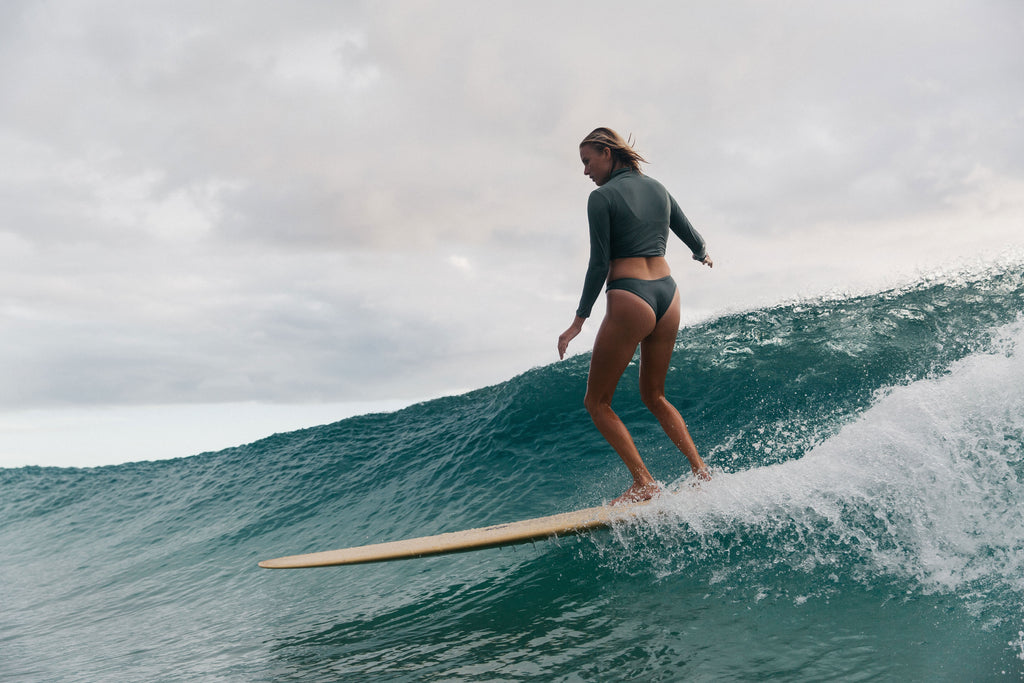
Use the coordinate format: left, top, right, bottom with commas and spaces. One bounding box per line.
701, 254, 714, 268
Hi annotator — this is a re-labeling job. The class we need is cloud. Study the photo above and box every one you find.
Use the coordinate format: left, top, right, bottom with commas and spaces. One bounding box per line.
0, 0, 1022, 420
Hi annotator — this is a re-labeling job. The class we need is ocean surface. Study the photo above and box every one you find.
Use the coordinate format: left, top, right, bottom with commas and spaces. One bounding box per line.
3, 260, 1024, 681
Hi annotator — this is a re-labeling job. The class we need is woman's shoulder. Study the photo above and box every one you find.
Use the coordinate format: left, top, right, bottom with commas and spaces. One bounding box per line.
587, 187, 612, 212
614, 169, 667, 190
636, 171, 667, 190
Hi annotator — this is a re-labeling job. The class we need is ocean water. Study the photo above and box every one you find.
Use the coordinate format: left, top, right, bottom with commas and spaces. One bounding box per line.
3, 260, 1024, 681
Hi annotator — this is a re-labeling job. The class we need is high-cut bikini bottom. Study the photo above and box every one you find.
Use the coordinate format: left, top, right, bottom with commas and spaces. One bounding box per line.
606, 275, 678, 321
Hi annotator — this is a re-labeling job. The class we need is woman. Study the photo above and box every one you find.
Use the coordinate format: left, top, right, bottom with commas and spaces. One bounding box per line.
558, 127, 713, 505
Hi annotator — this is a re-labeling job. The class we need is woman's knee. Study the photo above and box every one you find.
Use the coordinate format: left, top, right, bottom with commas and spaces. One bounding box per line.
583, 391, 604, 416
640, 385, 662, 410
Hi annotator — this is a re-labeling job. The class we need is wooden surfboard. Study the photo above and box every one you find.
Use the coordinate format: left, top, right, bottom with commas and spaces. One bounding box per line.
258, 500, 653, 569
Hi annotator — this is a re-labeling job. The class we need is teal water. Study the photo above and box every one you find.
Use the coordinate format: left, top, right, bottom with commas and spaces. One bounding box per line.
2, 260, 1024, 681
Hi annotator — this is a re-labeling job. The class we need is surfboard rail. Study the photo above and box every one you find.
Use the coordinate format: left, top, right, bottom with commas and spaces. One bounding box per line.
258, 500, 651, 569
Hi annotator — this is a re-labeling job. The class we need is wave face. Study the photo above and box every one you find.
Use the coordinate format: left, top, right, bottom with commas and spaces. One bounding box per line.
3, 260, 1024, 681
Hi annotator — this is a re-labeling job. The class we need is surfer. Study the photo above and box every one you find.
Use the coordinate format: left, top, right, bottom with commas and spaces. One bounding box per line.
558, 127, 713, 505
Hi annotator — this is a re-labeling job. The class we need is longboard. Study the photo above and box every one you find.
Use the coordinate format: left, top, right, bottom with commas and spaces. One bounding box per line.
258, 500, 653, 569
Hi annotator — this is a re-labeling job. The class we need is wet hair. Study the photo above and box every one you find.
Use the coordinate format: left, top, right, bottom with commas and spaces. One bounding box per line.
579, 127, 647, 173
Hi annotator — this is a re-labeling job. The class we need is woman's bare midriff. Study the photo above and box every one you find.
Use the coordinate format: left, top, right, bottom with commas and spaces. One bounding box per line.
608, 256, 671, 282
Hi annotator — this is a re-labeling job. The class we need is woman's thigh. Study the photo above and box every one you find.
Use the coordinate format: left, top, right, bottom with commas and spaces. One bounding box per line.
639, 289, 681, 398
587, 290, 657, 402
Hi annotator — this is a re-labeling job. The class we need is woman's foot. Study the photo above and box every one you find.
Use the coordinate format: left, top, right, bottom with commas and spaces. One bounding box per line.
611, 480, 662, 506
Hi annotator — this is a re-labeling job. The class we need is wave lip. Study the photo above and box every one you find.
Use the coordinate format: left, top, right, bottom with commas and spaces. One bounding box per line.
620, 319, 1024, 604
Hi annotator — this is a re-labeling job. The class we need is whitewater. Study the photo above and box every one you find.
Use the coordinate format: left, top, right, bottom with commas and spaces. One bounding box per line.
2, 260, 1023, 681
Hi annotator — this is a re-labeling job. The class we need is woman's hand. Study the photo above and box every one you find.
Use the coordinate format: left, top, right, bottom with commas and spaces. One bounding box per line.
558, 316, 585, 359
700, 254, 714, 268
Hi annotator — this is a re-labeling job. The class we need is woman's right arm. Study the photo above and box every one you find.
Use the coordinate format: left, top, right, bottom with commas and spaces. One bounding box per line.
574, 192, 611, 318
558, 316, 585, 359
560, 192, 610, 359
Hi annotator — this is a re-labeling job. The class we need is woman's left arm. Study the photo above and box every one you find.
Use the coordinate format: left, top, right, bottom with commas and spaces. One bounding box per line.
668, 195, 709, 263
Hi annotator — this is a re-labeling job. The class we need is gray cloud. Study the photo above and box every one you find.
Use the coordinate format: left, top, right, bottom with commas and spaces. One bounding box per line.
1, 1, 1022, 413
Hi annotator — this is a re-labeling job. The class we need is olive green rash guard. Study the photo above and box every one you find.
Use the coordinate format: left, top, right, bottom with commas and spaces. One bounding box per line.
576, 168, 707, 319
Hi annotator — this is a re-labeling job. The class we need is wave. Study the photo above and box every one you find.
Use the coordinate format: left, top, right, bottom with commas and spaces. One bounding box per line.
2, 258, 1023, 680
607, 318, 1024, 599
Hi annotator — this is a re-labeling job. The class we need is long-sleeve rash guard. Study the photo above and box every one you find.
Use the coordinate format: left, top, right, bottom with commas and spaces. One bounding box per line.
575, 167, 707, 319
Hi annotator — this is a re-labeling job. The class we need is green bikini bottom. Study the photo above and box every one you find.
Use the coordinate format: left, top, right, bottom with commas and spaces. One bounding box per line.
606, 275, 677, 321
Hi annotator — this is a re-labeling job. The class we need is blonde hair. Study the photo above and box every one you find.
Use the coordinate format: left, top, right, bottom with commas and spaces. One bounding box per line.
579, 127, 647, 173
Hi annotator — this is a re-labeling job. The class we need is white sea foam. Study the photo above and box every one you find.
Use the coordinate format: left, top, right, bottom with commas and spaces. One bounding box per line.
635, 318, 1024, 599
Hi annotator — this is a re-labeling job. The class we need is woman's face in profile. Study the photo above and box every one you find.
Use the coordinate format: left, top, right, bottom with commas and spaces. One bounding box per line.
580, 144, 615, 186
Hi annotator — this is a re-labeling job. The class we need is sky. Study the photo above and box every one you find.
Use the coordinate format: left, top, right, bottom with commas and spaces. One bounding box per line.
1, 1, 1022, 468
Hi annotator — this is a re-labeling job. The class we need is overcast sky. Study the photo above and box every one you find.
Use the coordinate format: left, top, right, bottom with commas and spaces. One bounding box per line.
2, 1, 1022, 467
